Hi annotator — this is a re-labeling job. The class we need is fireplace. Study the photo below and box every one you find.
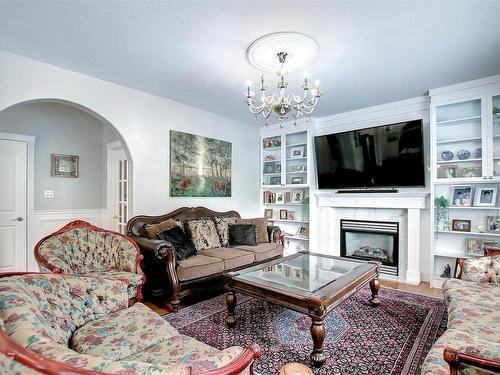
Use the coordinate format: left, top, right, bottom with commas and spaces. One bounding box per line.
340, 219, 399, 276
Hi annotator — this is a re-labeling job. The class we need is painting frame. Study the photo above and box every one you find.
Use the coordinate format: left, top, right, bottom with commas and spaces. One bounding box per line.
50, 154, 79, 178
473, 186, 498, 207
451, 219, 471, 232
169, 130, 232, 197
450, 185, 473, 207
264, 208, 273, 219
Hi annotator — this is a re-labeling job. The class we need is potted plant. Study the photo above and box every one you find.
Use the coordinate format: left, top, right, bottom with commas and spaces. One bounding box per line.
435, 196, 449, 231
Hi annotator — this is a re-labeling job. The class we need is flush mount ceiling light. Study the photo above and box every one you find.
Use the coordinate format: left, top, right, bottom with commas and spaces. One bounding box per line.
245, 32, 323, 127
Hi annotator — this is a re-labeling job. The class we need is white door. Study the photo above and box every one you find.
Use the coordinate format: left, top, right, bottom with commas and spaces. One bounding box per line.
0, 139, 27, 272
106, 143, 129, 234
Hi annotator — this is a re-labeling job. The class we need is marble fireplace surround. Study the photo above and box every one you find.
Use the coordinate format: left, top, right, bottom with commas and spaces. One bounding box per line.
314, 191, 429, 285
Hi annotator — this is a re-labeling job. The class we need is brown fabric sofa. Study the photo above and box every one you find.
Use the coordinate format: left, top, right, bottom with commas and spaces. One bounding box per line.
127, 207, 283, 310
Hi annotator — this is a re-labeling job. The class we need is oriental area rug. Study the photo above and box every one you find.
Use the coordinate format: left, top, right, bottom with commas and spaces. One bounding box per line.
164, 286, 447, 375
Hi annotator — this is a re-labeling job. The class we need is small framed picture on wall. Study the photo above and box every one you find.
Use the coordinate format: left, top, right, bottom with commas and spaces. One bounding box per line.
51, 154, 79, 178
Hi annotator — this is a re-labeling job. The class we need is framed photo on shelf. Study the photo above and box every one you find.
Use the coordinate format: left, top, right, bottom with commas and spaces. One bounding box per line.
287, 211, 294, 220
453, 258, 464, 278
279, 209, 288, 220
296, 225, 309, 238
291, 190, 304, 204
269, 176, 281, 185
276, 192, 284, 203
462, 167, 481, 178
486, 216, 500, 232
264, 209, 273, 219
264, 164, 275, 174
438, 165, 457, 179
290, 146, 305, 159
450, 185, 473, 207
451, 219, 471, 232
473, 186, 498, 207
290, 165, 306, 172
465, 238, 495, 257
291, 177, 303, 184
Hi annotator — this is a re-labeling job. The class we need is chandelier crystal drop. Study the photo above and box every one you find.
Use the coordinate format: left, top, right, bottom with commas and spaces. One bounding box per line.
245, 51, 323, 127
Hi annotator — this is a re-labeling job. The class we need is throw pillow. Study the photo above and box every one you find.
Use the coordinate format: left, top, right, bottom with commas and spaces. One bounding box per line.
237, 217, 268, 243
213, 216, 238, 247
144, 218, 182, 239
186, 218, 222, 251
228, 224, 258, 246
157, 226, 196, 260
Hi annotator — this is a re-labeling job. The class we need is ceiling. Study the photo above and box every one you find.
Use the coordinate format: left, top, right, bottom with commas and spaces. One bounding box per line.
1, 1, 500, 125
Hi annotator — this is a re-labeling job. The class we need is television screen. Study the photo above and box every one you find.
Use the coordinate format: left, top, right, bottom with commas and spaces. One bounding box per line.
314, 120, 425, 189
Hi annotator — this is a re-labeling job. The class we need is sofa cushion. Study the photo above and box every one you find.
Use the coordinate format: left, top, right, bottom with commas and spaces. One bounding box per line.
177, 254, 225, 281
237, 218, 268, 243
71, 303, 177, 361
421, 328, 500, 375
213, 216, 238, 247
83, 270, 143, 299
461, 256, 495, 284
234, 242, 282, 262
144, 218, 183, 239
186, 218, 221, 251
122, 334, 244, 372
199, 247, 255, 270
157, 225, 197, 260
228, 224, 258, 247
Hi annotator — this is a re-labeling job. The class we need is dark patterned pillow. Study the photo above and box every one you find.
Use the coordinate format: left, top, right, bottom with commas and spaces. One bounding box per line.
185, 218, 221, 250
228, 224, 258, 246
157, 226, 196, 260
213, 216, 238, 247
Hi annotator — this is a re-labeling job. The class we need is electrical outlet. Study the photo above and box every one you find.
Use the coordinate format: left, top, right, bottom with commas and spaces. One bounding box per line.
44, 190, 55, 198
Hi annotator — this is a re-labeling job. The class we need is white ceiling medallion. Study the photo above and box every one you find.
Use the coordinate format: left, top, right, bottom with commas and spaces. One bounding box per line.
246, 32, 319, 72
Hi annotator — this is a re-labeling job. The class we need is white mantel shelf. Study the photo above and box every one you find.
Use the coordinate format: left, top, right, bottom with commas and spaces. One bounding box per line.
314, 191, 430, 209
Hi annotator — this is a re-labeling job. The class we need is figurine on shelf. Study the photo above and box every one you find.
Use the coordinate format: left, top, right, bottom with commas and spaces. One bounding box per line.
440, 264, 452, 278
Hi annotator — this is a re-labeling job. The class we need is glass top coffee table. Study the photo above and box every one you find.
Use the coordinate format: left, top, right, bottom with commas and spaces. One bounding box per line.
224, 251, 381, 367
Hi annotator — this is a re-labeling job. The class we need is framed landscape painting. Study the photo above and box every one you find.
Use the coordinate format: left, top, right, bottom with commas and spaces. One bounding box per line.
170, 130, 232, 197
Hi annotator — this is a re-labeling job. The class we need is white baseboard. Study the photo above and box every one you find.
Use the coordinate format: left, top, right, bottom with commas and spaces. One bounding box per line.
29, 209, 105, 271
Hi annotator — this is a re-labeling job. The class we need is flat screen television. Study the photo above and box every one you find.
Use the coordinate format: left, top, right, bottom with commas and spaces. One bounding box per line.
314, 120, 425, 189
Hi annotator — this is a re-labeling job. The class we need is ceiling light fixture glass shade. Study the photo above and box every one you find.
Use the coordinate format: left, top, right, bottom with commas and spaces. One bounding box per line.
245, 32, 323, 127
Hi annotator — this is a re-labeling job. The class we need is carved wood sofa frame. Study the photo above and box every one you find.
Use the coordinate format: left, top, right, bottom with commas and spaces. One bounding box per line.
34, 220, 145, 302
0, 271, 262, 375
127, 207, 283, 310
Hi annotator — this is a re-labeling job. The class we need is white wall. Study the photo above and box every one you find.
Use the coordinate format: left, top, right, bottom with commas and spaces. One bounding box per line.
0, 50, 260, 218
0, 102, 108, 210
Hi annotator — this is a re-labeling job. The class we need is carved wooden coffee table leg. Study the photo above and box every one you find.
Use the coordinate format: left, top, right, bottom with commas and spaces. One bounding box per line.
310, 317, 326, 367
225, 291, 237, 328
370, 277, 380, 307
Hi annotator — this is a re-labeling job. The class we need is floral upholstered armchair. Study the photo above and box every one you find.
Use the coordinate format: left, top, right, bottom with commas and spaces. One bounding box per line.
421, 255, 500, 375
35, 220, 145, 301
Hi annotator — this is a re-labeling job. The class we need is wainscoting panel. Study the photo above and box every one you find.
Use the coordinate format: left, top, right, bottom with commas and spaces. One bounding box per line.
29, 209, 105, 271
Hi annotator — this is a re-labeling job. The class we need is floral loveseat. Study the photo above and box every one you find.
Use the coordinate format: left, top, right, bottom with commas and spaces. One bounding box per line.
0, 272, 260, 374
421, 255, 500, 374
35, 221, 145, 301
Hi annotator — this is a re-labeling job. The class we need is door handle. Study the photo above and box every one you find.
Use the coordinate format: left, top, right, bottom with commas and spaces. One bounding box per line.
13, 217, 23, 222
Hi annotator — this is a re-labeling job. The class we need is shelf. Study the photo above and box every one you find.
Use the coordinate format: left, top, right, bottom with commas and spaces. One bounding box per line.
269, 219, 309, 223
434, 251, 475, 259
263, 173, 281, 176
437, 158, 481, 164
283, 235, 309, 241
437, 137, 481, 145
263, 159, 281, 163
286, 171, 307, 174
263, 203, 303, 206
286, 142, 307, 148
446, 206, 500, 210
263, 147, 281, 151
436, 116, 481, 125
434, 179, 499, 185
435, 230, 500, 237
261, 185, 310, 189
286, 157, 307, 161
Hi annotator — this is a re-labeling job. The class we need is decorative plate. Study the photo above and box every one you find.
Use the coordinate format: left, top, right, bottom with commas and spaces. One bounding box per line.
472, 148, 482, 158
441, 151, 454, 161
457, 149, 471, 160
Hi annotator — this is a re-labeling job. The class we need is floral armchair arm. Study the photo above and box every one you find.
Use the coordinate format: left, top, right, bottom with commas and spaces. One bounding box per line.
34, 237, 73, 274
109, 233, 143, 273
444, 347, 500, 375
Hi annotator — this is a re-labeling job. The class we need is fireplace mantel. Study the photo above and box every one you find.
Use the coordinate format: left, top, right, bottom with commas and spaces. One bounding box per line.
315, 191, 429, 209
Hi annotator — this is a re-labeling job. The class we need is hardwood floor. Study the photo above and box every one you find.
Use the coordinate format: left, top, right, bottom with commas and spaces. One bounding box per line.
145, 279, 443, 315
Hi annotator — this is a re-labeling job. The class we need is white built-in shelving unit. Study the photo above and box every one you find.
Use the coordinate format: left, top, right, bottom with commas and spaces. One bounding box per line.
430, 75, 500, 288
261, 127, 310, 255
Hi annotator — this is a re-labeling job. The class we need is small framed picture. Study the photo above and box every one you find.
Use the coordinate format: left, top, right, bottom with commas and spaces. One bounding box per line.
290, 165, 306, 172
264, 209, 273, 219
462, 167, 481, 178
465, 238, 495, 257
291, 190, 304, 204
438, 165, 457, 179
280, 209, 288, 220
51, 154, 79, 178
275, 164, 281, 173
276, 192, 284, 203
296, 225, 309, 238
290, 146, 305, 159
287, 211, 294, 220
486, 216, 500, 232
450, 185, 473, 207
291, 177, 303, 184
453, 258, 464, 278
474, 187, 498, 207
269, 176, 281, 185
265, 164, 275, 174
451, 219, 471, 232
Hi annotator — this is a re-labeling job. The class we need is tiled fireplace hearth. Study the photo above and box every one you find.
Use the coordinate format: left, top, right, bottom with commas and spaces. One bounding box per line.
340, 219, 399, 276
